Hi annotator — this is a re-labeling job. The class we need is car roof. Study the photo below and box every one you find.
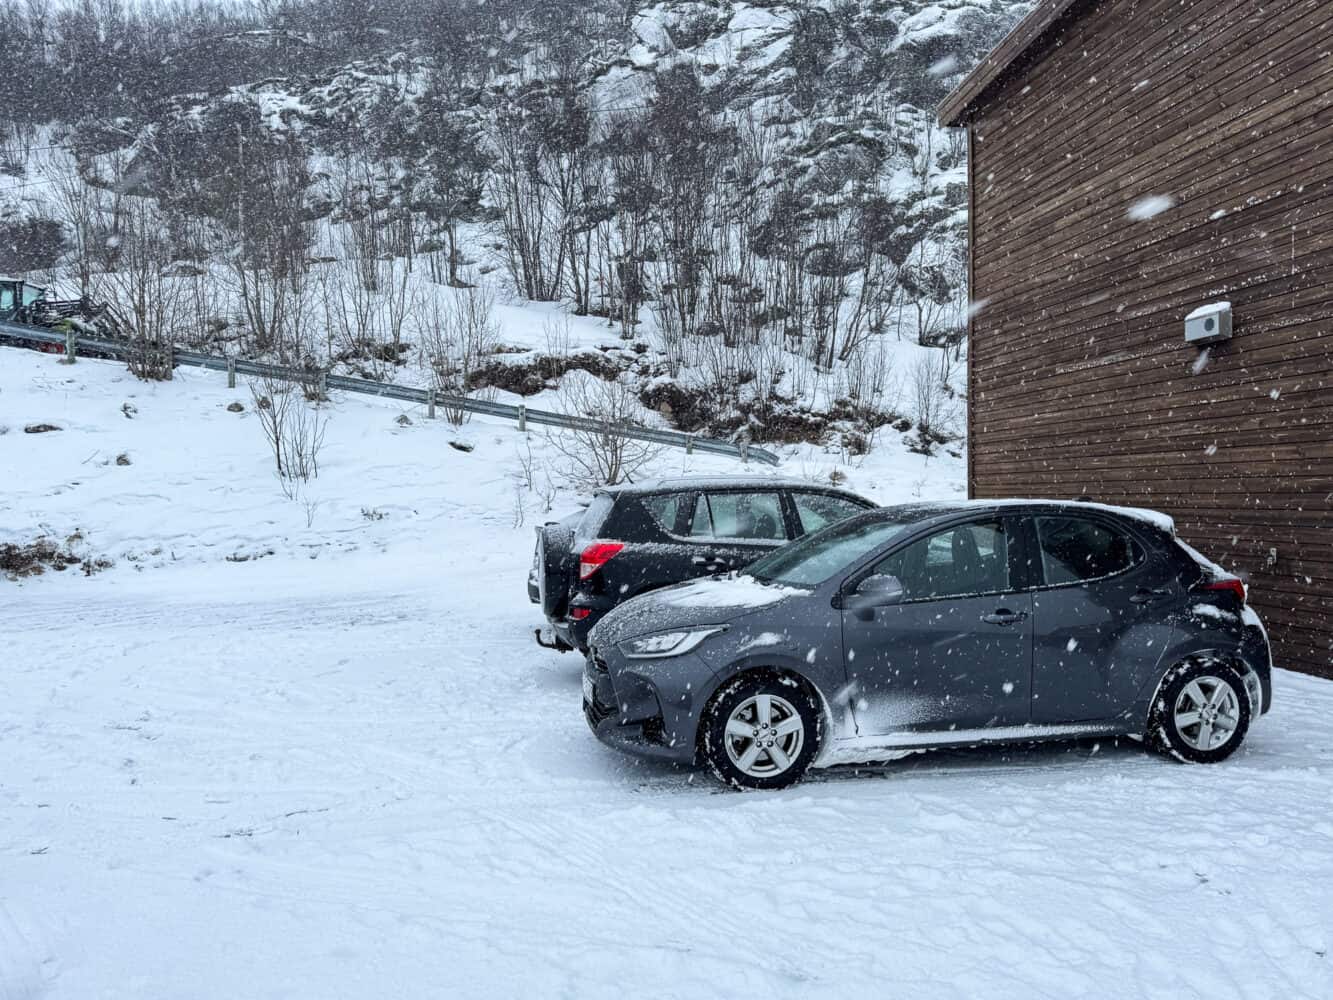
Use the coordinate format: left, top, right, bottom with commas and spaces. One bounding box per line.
873, 498, 1177, 535
597, 477, 870, 499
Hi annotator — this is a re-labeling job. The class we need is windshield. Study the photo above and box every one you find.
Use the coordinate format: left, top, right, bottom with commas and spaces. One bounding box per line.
749, 516, 914, 587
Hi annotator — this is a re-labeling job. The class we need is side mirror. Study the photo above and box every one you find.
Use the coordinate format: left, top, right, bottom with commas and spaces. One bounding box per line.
845, 573, 905, 610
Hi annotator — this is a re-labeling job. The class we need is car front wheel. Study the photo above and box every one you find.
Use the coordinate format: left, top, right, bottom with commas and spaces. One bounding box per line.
1149, 659, 1252, 764
701, 675, 821, 790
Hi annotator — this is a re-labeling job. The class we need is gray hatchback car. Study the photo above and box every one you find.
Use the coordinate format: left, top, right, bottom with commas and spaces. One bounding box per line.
583, 500, 1272, 789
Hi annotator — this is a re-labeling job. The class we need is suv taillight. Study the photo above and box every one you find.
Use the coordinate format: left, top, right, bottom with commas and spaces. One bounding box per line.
579, 542, 623, 580
1200, 577, 1247, 603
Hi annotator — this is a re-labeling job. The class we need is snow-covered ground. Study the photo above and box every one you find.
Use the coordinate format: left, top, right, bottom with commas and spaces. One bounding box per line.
3, 351, 1331, 999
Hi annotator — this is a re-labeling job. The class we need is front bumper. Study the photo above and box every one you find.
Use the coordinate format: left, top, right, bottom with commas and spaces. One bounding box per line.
582, 648, 700, 765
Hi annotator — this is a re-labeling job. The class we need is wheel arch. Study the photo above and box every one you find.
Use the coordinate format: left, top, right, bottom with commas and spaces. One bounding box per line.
693, 660, 832, 763
1135, 647, 1258, 734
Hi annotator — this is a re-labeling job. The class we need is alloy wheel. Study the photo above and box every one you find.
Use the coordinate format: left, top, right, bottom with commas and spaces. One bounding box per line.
1172, 675, 1241, 752
723, 693, 805, 778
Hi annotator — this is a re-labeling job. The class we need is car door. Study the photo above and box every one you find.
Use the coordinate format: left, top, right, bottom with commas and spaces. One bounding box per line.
1025, 514, 1185, 724
841, 517, 1033, 735
628, 491, 709, 590
685, 489, 790, 574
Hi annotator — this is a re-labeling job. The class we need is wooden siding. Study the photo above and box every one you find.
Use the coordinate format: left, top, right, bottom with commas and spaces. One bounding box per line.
963, 0, 1333, 677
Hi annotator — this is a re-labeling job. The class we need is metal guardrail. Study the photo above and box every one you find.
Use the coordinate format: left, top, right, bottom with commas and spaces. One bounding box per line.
0, 320, 781, 466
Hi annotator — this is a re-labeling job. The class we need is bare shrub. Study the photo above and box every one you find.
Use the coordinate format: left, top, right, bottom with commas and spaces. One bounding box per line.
249, 375, 327, 498
99, 199, 185, 381
420, 282, 500, 425
547, 375, 662, 488
909, 352, 961, 448
839, 337, 898, 424
541, 314, 572, 378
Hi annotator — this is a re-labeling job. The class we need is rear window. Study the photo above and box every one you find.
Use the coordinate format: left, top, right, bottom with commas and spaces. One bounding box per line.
640, 493, 682, 534
794, 492, 868, 534
1035, 517, 1142, 585
576, 494, 616, 540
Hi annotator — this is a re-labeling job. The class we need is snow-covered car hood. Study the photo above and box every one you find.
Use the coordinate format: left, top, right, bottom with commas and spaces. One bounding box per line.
589, 575, 810, 649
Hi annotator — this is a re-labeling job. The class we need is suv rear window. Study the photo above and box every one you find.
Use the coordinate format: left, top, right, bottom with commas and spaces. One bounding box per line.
640, 494, 683, 534
794, 492, 866, 534
576, 494, 616, 541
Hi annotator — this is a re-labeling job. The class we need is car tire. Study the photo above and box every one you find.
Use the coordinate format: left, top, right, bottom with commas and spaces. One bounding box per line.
1148, 659, 1252, 764
701, 674, 821, 790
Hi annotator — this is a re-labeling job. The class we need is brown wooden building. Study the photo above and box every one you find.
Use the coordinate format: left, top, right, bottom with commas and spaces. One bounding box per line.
939, 0, 1332, 678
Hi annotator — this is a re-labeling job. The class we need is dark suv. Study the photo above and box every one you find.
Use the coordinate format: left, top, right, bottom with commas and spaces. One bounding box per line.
530, 477, 875, 652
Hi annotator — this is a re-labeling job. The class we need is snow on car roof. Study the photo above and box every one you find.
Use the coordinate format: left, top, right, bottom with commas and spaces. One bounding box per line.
878, 498, 1177, 534
598, 476, 866, 496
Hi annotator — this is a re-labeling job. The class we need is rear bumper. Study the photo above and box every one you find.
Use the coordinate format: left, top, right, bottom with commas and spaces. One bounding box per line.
539, 603, 612, 653
1239, 619, 1273, 715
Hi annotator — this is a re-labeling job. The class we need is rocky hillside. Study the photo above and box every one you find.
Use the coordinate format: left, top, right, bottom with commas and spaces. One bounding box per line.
3, 0, 1029, 451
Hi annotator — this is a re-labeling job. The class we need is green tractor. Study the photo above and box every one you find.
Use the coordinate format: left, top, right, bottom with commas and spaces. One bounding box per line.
0, 276, 125, 353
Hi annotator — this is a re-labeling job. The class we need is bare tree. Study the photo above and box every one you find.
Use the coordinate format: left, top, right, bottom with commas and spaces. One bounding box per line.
547, 375, 662, 488
419, 281, 500, 425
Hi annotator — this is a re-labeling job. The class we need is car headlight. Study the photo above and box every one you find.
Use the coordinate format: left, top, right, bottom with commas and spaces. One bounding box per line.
619, 626, 727, 659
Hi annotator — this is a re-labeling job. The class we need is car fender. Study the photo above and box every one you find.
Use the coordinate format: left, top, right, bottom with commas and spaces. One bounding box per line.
1126, 636, 1250, 731
693, 646, 841, 750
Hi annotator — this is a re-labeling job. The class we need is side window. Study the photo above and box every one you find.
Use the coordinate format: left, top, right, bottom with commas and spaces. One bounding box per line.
0, 285, 13, 312
793, 493, 865, 534
872, 520, 1010, 601
691, 492, 785, 541
640, 494, 682, 535
1035, 517, 1141, 585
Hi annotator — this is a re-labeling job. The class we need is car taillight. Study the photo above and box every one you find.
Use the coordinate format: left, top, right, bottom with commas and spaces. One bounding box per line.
569, 607, 592, 620
579, 542, 623, 580
1202, 578, 1247, 603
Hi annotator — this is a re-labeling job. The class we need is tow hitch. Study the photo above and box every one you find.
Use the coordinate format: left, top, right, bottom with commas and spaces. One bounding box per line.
534, 626, 574, 652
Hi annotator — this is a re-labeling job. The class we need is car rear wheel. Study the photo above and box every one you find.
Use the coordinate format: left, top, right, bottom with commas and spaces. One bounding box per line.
701, 675, 820, 790
1149, 659, 1252, 764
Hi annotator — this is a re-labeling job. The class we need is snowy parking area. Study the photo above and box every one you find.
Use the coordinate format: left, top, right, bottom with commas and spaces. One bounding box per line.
3, 355, 1331, 998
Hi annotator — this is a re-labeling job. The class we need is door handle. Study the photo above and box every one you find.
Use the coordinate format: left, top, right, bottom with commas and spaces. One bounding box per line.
1130, 588, 1170, 605
981, 609, 1028, 626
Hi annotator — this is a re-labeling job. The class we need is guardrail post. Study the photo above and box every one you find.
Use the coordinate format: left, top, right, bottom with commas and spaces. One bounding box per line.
64, 332, 76, 364
427, 388, 436, 419
517, 404, 527, 433
227, 359, 236, 388
318, 370, 328, 400
686, 433, 694, 455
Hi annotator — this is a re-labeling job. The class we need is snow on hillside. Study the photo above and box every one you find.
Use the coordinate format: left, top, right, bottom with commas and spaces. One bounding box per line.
4, 349, 1333, 999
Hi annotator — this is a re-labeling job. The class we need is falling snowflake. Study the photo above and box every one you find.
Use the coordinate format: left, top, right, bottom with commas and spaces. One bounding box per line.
1066, 638, 1079, 653
927, 55, 959, 77
1128, 195, 1175, 220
